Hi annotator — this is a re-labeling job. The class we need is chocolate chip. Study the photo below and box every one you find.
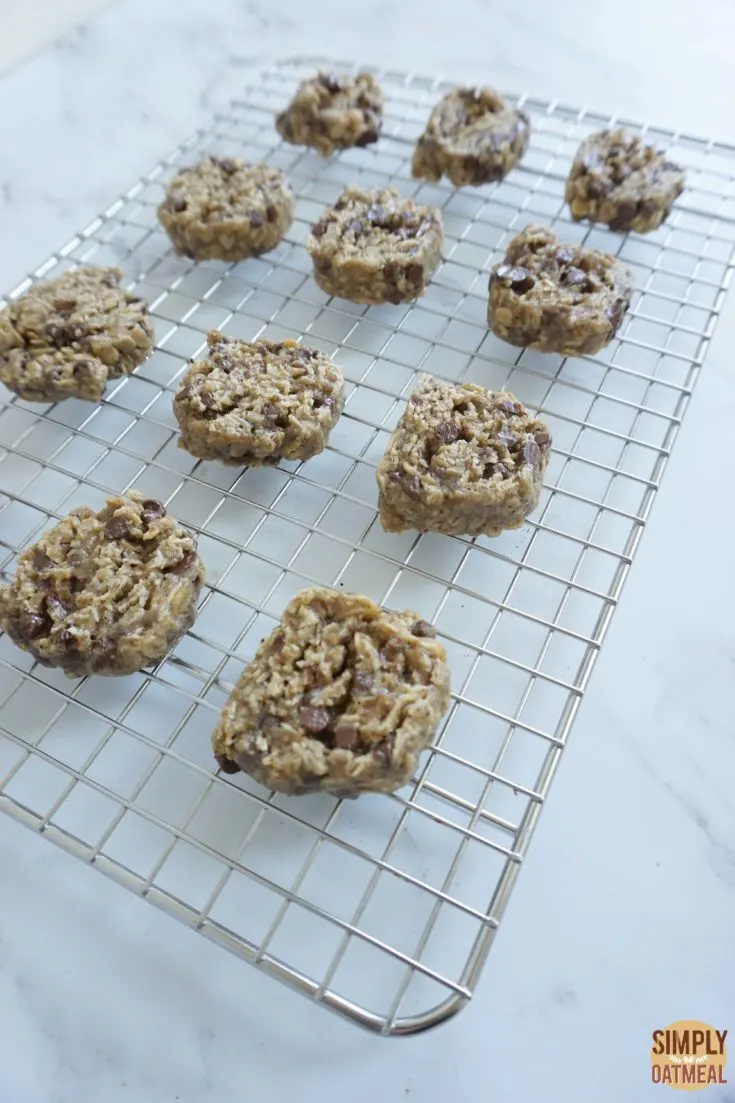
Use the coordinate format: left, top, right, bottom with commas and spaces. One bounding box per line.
141, 499, 166, 524
523, 438, 541, 468
45, 322, 79, 347
266, 204, 278, 222
249, 211, 264, 228
497, 399, 523, 416
562, 266, 591, 289
367, 204, 388, 225
534, 430, 551, 448
311, 219, 329, 238
395, 472, 421, 499
347, 219, 363, 234
433, 421, 461, 447
46, 594, 69, 619
170, 195, 188, 213
355, 128, 379, 147
411, 619, 435, 638
333, 724, 359, 750
215, 752, 241, 774
555, 246, 576, 265
17, 611, 48, 639
260, 713, 280, 729
73, 358, 95, 380
496, 265, 535, 294
352, 670, 374, 694
605, 298, 627, 330
483, 462, 509, 479
104, 516, 130, 540
373, 741, 391, 766
58, 628, 76, 649
32, 549, 53, 571
404, 262, 424, 285
211, 156, 238, 174
320, 74, 344, 94
165, 549, 197, 575
582, 150, 604, 173
497, 430, 519, 450
299, 705, 331, 733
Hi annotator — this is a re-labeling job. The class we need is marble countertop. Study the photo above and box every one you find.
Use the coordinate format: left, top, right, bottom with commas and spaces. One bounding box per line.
1, 2, 734, 1101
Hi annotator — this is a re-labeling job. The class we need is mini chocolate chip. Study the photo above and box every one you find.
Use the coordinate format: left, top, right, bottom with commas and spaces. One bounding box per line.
483, 462, 509, 479
333, 724, 359, 750
352, 671, 374, 694
497, 399, 523, 415
32, 549, 53, 571
373, 741, 391, 766
266, 204, 278, 222
299, 705, 331, 734
45, 322, 79, 347
200, 391, 215, 407
311, 219, 329, 238
534, 430, 551, 448
412, 619, 435, 638
141, 498, 166, 524
497, 430, 519, 450
398, 472, 421, 499
496, 265, 535, 294
17, 611, 48, 639
249, 211, 264, 228
165, 549, 197, 575
215, 752, 241, 774
104, 516, 130, 540
170, 195, 188, 213
433, 421, 461, 447
176, 384, 193, 402
523, 438, 541, 468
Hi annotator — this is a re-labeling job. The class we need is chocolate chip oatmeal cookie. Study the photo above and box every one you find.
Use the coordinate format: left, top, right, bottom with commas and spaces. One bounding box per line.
157, 156, 294, 262
212, 586, 451, 796
488, 224, 634, 356
307, 184, 444, 304
173, 330, 344, 466
0, 493, 204, 677
566, 129, 685, 234
412, 86, 530, 187
276, 71, 383, 156
0, 266, 154, 403
377, 374, 551, 537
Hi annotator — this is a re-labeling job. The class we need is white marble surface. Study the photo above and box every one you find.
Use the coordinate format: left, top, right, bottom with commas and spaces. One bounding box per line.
1, 2, 735, 1101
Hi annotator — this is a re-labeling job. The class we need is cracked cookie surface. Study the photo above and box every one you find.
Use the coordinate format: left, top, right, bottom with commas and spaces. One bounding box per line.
173, 330, 344, 465
0, 266, 154, 403
377, 374, 551, 537
276, 71, 383, 155
212, 586, 451, 797
0, 492, 204, 677
157, 156, 294, 262
566, 128, 685, 233
488, 223, 634, 356
307, 184, 444, 304
412, 86, 530, 187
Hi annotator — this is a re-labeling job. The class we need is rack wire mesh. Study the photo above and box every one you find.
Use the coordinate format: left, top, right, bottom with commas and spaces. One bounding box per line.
1, 56, 734, 1035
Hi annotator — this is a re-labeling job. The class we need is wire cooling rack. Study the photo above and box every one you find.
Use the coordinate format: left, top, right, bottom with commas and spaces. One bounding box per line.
1, 57, 734, 1036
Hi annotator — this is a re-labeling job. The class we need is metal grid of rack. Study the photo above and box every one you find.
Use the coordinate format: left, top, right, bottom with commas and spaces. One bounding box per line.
1, 57, 734, 1035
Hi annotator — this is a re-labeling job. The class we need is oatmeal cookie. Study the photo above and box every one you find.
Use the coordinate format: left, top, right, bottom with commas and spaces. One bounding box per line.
566, 128, 685, 233
488, 223, 634, 356
0, 492, 204, 677
377, 374, 551, 537
173, 330, 343, 466
157, 156, 294, 262
212, 586, 451, 797
276, 71, 383, 155
0, 266, 154, 403
412, 86, 530, 187
307, 184, 444, 305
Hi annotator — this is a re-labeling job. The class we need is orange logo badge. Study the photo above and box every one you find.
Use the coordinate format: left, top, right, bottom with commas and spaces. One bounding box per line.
652, 1021, 728, 1091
